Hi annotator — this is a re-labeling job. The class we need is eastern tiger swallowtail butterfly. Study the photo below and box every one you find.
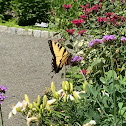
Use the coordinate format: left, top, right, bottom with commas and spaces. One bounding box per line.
48, 40, 72, 73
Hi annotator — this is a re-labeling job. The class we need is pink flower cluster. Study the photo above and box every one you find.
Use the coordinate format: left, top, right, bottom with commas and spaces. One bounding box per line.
97, 12, 126, 26
81, 68, 87, 75
66, 29, 75, 35
63, 4, 71, 10
80, 3, 102, 18
71, 19, 84, 28
78, 30, 86, 36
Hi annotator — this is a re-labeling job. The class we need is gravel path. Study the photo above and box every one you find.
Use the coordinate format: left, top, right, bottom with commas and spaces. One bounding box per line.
0, 32, 62, 126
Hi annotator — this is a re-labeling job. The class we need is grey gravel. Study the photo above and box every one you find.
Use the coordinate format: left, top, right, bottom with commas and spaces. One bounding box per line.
0, 32, 63, 126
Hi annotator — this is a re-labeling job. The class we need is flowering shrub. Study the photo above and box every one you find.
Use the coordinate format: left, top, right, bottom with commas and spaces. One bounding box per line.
50, 0, 126, 38
8, 0, 126, 126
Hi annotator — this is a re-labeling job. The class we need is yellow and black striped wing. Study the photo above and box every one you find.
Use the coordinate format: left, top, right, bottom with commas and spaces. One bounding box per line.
48, 40, 70, 73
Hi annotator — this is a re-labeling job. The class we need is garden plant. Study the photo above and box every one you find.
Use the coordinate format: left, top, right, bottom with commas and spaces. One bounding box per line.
0, 0, 126, 126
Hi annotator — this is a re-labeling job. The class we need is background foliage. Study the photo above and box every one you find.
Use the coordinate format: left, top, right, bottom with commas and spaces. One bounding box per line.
11, 0, 50, 26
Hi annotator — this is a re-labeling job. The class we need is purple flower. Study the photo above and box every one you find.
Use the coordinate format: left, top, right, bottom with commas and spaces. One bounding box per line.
89, 39, 102, 47
121, 37, 126, 43
71, 56, 83, 62
0, 94, 7, 104
103, 35, 116, 41
0, 85, 7, 104
0, 85, 8, 93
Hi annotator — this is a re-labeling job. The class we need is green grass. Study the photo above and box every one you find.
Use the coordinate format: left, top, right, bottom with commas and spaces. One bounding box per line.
0, 19, 56, 32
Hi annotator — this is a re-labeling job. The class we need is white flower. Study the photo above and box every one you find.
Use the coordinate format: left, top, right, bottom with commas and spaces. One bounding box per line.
47, 99, 56, 105
77, 50, 84, 55
89, 120, 96, 125
83, 120, 96, 126
78, 41, 83, 47
102, 90, 109, 97
57, 89, 85, 101
8, 102, 22, 119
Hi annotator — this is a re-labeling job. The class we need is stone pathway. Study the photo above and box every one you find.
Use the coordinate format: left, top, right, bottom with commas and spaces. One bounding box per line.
0, 32, 62, 126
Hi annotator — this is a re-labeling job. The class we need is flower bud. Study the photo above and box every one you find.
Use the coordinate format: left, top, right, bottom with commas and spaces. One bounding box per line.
63, 94, 67, 102
51, 82, 55, 93
65, 81, 69, 91
73, 91, 79, 100
53, 91, 59, 99
24, 94, 30, 104
37, 95, 40, 106
83, 80, 87, 92
62, 81, 66, 91
46, 103, 50, 111
43, 95, 47, 108
70, 83, 73, 93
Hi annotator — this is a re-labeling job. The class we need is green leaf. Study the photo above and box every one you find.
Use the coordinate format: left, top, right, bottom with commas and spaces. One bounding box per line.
100, 77, 107, 84
118, 102, 123, 109
91, 58, 101, 67
66, 44, 73, 49
73, 74, 83, 79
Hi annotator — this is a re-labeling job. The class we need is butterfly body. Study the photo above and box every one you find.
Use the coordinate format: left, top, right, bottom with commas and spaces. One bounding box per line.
48, 40, 71, 73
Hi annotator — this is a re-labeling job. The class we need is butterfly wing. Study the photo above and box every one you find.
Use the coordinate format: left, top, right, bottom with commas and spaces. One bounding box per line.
48, 40, 70, 73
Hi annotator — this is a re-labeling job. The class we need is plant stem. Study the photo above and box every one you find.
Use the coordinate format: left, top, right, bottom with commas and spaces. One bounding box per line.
110, 46, 116, 126
0, 104, 4, 126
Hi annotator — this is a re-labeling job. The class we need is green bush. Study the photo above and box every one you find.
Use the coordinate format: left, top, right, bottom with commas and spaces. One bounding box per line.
0, 0, 11, 20
11, 0, 51, 26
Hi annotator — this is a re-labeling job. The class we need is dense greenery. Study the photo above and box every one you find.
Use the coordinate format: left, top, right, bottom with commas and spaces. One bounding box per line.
0, 0, 11, 20
11, 0, 50, 26
0, 0, 51, 26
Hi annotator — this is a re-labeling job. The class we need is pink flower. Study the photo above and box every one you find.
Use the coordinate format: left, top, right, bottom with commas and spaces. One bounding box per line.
81, 69, 87, 75
50, 10, 55, 17
71, 19, 84, 27
105, 12, 113, 17
66, 29, 75, 35
58, 39, 65, 42
80, 4, 89, 10
97, 17, 106, 25
120, 16, 126, 23
80, 14, 87, 20
78, 30, 86, 36
63, 4, 71, 10
91, 4, 102, 13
